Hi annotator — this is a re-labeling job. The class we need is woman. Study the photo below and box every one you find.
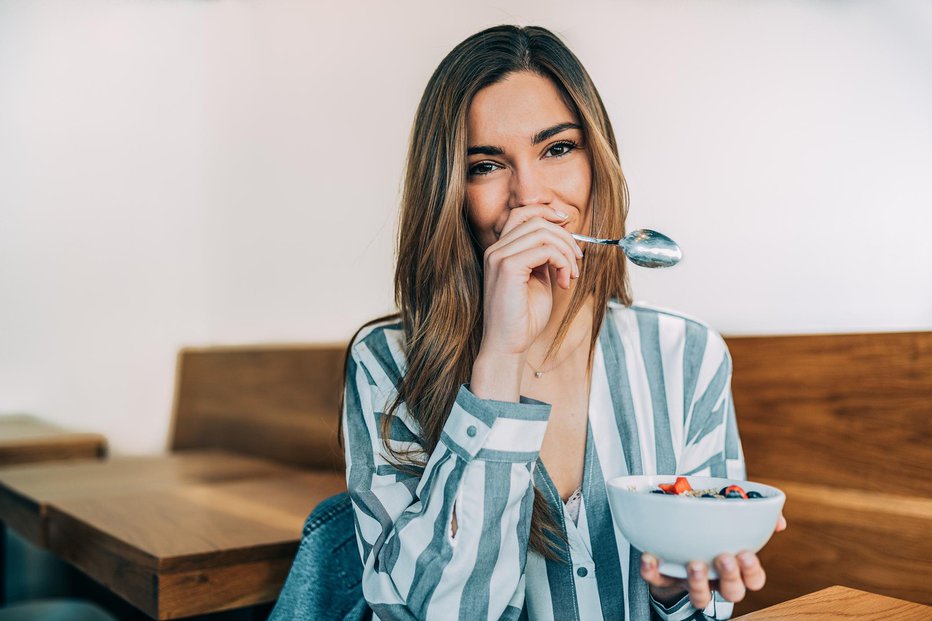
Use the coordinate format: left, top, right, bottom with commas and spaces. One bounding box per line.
341, 25, 783, 621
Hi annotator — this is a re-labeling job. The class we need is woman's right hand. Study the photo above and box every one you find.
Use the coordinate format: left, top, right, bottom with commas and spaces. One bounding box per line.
472, 206, 582, 390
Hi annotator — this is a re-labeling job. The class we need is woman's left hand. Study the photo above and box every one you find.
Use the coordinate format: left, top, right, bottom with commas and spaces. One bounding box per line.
640, 514, 787, 610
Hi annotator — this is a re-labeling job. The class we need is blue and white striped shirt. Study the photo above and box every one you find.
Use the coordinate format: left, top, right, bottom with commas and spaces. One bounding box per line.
342, 302, 746, 621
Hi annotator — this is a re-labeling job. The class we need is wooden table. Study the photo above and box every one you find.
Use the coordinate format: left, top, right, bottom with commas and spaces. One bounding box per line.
46, 471, 345, 619
735, 586, 932, 620
0, 450, 346, 618
0, 415, 106, 466
0, 450, 294, 546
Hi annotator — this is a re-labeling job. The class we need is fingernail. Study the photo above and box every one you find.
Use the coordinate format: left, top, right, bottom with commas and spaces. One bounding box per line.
738, 553, 754, 568
554, 210, 569, 219
687, 561, 704, 575
575, 243, 583, 258
641, 555, 656, 569
720, 556, 737, 572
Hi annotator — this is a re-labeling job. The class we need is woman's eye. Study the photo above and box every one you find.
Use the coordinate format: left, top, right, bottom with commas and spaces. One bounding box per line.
468, 162, 500, 177
546, 140, 579, 158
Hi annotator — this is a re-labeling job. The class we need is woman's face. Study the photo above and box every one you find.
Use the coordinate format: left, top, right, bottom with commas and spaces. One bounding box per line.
465, 71, 592, 251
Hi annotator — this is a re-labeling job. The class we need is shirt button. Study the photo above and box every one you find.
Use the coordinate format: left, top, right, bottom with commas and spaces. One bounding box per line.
576, 567, 588, 578
466, 425, 477, 437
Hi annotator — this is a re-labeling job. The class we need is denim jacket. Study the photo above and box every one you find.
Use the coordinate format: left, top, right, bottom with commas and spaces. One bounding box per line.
269, 492, 371, 621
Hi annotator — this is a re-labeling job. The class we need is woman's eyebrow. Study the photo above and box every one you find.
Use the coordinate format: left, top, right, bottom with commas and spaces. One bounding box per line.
466, 122, 581, 156
532, 122, 581, 145
466, 144, 504, 156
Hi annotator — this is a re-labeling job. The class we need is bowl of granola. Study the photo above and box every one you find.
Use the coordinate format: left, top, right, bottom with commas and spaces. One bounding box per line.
605, 475, 785, 578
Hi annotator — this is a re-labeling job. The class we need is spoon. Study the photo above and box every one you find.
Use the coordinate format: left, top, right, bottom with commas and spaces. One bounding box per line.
572, 229, 682, 268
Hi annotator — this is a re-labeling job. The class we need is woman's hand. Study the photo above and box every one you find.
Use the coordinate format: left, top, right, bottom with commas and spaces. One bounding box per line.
470, 205, 582, 401
640, 514, 787, 610
478, 205, 582, 357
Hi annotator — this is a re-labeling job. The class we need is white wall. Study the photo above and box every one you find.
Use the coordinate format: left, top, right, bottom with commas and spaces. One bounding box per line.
1, 0, 930, 454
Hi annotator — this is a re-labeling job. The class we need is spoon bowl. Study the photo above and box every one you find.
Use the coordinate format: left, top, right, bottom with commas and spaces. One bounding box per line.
572, 229, 682, 268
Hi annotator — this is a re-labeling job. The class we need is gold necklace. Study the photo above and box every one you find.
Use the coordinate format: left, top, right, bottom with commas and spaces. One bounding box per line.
525, 334, 590, 379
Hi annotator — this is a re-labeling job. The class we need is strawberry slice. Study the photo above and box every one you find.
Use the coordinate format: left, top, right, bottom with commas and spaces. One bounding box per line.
723, 484, 748, 499
673, 477, 692, 495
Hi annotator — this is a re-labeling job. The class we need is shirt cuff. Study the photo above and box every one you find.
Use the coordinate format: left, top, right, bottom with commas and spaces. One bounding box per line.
649, 592, 725, 620
439, 384, 551, 463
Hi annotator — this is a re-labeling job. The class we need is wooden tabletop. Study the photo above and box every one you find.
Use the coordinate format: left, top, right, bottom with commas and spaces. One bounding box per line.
0, 450, 298, 546
45, 470, 346, 619
736, 586, 932, 620
0, 415, 106, 466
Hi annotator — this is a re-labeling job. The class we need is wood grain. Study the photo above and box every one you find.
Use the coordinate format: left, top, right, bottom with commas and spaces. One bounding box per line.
0, 415, 106, 466
170, 345, 347, 471
726, 332, 932, 494
738, 479, 932, 612
725, 331, 932, 614
157, 556, 295, 619
736, 585, 932, 620
0, 450, 295, 547
47, 471, 346, 619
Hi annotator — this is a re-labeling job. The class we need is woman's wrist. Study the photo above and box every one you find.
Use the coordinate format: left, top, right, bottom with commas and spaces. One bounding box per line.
470, 350, 525, 402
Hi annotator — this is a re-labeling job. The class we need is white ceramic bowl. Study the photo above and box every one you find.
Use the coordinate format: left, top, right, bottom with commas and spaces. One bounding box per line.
606, 475, 785, 579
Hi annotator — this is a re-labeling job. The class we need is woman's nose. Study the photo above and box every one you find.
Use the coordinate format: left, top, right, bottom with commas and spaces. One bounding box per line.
509, 165, 553, 208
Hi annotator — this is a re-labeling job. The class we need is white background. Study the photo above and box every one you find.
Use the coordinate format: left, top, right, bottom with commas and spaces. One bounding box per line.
2, 0, 930, 454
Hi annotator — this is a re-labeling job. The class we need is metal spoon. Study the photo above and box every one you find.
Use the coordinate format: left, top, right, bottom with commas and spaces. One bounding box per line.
572, 229, 682, 268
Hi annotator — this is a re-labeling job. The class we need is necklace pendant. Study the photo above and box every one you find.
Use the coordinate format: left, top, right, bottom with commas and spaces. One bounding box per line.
534, 371, 544, 378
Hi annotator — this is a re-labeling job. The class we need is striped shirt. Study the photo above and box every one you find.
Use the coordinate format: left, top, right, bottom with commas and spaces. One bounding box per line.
342, 302, 746, 621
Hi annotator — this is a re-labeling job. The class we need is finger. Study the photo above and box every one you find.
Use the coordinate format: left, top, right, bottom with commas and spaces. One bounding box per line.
500, 205, 572, 239
491, 228, 580, 284
494, 227, 580, 280
737, 551, 767, 592
495, 240, 574, 289
497, 245, 575, 289
686, 561, 712, 610
495, 217, 583, 264
639, 554, 683, 589
713, 554, 746, 603
775, 514, 787, 532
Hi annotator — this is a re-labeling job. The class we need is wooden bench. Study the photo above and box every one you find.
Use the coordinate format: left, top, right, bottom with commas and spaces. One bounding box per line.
170, 343, 348, 471
727, 331, 932, 614
176, 334, 931, 613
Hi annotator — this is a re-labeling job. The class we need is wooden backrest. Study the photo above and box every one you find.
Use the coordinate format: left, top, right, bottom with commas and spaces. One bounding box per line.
726, 331, 932, 494
725, 331, 932, 611
168, 333, 931, 481
170, 344, 347, 471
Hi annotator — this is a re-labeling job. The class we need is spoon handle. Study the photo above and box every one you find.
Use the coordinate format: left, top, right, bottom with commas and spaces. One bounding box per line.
571, 233, 618, 245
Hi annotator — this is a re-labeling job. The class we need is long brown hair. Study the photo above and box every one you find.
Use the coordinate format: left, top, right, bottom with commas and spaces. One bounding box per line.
364, 25, 631, 560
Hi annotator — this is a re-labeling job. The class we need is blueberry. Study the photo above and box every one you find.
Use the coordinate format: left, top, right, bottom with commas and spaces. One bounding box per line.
651, 489, 666, 495
701, 494, 716, 499
725, 490, 744, 499
746, 491, 763, 499
719, 487, 730, 496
